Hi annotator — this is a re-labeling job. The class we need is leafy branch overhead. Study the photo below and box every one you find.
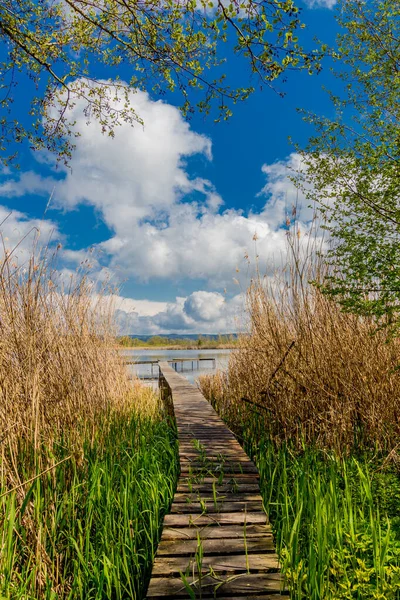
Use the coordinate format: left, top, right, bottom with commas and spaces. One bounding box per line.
0, 0, 321, 165
297, 0, 400, 332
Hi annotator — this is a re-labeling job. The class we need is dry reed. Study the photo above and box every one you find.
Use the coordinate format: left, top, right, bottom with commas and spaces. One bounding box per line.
0, 242, 136, 457
200, 226, 400, 453
0, 236, 162, 596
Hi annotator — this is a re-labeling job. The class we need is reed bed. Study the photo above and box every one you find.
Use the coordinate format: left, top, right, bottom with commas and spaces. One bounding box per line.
199, 229, 400, 597
0, 241, 178, 598
200, 230, 400, 454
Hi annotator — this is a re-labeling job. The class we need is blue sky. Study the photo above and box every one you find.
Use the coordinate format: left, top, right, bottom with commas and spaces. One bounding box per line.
0, 0, 341, 334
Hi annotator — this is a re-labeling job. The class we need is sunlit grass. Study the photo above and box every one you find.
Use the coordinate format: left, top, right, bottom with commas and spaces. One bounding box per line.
244, 413, 400, 599
0, 414, 178, 599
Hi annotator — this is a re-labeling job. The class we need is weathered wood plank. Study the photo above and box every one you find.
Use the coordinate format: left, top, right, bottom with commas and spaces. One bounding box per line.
215, 596, 289, 599
156, 537, 275, 556
161, 524, 272, 541
151, 553, 280, 576
164, 512, 268, 527
179, 463, 259, 474
170, 500, 265, 513
179, 441, 244, 448
179, 474, 259, 483
179, 454, 256, 465
176, 483, 261, 494
173, 493, 263, 503
179, 451, 249, 457
146, 572, 287, 597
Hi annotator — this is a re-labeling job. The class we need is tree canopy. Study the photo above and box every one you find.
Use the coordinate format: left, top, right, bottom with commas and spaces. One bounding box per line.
298, 0, 400, 333
0, 0, 321, 166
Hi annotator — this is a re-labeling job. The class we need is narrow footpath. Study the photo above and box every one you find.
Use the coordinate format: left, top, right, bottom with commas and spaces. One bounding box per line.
146, 362, 288, 599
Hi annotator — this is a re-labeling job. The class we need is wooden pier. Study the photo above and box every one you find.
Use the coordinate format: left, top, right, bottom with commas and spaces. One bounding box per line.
146, 362, 287, 599
124, 357, 216, 368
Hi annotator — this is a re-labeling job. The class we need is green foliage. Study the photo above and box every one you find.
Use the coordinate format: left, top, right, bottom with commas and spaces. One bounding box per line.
0, 413, 179, 599
221, 402, 400, 599
298, 0, 400, 332
117, 334, 238, 348
0, 0, 321, 165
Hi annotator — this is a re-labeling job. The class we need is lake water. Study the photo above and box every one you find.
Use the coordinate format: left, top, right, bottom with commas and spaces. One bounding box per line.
120, 348, 231, 385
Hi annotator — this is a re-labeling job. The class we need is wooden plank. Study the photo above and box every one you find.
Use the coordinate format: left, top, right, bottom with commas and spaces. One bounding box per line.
178, 434, 238, 440
161, 524, 272, 541
180, 464, 258, 472
179, 452, 251, 460
170, 501, 265, 513
179, 447, 250, 455
179, 474, 259, 483
178, 431, 237, 438
179, 471, 259, 486
151, 553, 280, 576
173, 493, 263, 503
146, 572, 286, 597
179, 441, 244, 448
156, 537, 275, 556
180, 458, 252, 464
164, 512, 267, 527
179, 453, 255, 464
176, 483, 261, 494
179, 463, 259, 474
179, 459, 257, 469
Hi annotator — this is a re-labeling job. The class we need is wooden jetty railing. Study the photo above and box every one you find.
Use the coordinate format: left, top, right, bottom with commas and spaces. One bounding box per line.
124, 357, 217, 380
146, 362, 287, 599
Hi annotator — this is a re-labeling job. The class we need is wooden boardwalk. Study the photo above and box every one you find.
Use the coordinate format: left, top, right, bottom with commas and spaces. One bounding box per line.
146, 363, 287, 599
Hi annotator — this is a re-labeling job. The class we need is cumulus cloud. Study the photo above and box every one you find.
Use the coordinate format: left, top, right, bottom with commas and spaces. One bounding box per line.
52, 86, 213, 219
184, 291, 225, 322
100, 205, 289, 284
302, 0, 336, 8
4, 84, 304, 288
0, 82, 326, 332
112, 295, 168, 317
258, 152, 316, 228
0, 205, 61, 263
114, 291, 244, 335
0, 171, 57, 199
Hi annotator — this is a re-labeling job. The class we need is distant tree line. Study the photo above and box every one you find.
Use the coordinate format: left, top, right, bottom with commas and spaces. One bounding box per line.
117, 334, 238, 348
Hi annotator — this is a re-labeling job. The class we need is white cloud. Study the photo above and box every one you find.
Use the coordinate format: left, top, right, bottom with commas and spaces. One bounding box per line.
52, 86, 212, 221
99, 205, 289, 285
258, 152, 315, 228
0, 171, 56, 199
114, 291, 244, 335
0, 82, 326, 332
2, 83, 301, 288
103, 294, 168, 317
302, 0, 336, 8
184, 291, 225, 322
0, 205, 61, 264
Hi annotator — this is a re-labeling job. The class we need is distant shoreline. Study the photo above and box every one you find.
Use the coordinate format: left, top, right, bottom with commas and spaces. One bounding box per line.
119, 344, 236, 351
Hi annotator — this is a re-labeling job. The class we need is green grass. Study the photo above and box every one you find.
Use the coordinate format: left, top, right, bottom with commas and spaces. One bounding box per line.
219, 404, 400, 599
0, 413, 179, 600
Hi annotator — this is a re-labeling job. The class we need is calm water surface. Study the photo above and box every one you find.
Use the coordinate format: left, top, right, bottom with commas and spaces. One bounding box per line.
121, 348, 231, 385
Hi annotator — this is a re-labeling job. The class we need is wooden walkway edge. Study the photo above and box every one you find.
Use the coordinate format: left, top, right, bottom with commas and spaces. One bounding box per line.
146, 362, 288, 599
